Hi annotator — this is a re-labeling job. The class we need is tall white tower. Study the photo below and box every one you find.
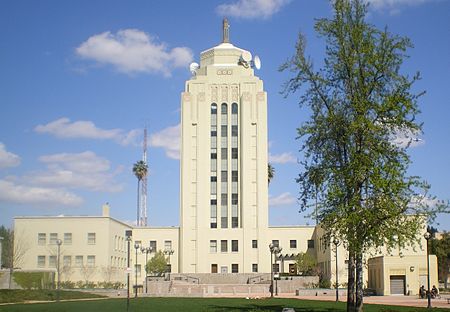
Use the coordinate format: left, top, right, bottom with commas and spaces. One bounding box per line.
179, 20, 269, 274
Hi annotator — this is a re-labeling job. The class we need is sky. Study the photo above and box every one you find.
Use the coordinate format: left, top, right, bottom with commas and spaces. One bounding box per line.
0, 0, 449, 231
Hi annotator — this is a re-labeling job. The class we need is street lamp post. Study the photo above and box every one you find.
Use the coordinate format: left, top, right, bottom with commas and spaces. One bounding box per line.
269, 243, 282, 298
164, 249, 174, 273
56, 239, 62, 302
134, 242, 140, 298
125, 230, 132, 312
333, 239, 340, 302
424, 232, 432, 309
141, 246, 151, 293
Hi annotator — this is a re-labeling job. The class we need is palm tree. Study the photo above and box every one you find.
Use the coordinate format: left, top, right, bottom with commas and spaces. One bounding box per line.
133, 160, 148, 226
268, 163, 275, 184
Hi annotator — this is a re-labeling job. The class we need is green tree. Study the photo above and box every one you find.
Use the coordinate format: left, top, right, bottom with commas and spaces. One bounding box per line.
431, 232, 450, 289
281, 1, 447, 310
146, 250, 168, 276
132, 160, 148, 226
295, 252, 317, 276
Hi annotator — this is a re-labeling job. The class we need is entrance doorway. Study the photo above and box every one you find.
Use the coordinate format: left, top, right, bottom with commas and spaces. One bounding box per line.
390, 275, 406, 295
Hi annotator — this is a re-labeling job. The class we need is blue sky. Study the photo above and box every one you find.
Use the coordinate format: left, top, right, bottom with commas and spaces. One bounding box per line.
0, 0, 449, 231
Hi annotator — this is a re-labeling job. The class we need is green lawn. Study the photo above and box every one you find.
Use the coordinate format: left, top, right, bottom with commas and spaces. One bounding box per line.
0, 289, 104, 304
0, 297, 447, 312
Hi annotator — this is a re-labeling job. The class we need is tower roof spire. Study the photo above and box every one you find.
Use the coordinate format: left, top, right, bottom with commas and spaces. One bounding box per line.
222, 18, 230, 43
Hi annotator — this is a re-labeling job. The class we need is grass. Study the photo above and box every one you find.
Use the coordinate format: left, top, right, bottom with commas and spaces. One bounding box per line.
0, 297, 447, 312
0, 289, 104, 304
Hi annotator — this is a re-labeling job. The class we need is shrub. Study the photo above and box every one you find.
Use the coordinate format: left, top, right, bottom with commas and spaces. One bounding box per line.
60, 281, 75, 289
13, 272, 53, 290
319, 278, 331, 289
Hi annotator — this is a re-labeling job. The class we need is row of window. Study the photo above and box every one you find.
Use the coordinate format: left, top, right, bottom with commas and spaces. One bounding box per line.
37, 255, 95, 268
133, 240, 172, 252
209, 239, 239, 253
208, 239, 313, 251
38, 232, 96, 245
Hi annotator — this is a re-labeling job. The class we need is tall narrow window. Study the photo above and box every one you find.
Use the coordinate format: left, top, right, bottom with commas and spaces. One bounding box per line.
231, 103, 239, 228
210, 199, 217, 228
87, 233, 96, 245
38, 233, 46, 245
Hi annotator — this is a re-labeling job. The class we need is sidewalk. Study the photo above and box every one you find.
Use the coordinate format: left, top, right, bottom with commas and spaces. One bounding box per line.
279, 294, 450, 309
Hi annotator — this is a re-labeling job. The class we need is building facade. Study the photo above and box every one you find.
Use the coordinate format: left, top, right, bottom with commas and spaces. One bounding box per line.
12, 21, 437, 295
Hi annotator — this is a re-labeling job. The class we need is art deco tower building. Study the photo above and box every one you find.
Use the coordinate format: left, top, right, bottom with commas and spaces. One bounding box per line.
179, 20, 269, 274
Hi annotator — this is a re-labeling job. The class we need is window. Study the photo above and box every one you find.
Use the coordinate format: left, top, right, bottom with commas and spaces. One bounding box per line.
221, 103, 228, 114
211, 103, 217, 115
75, 256, 83, 267
232, 125, 238, 137
150, 241, 157, 252
290, 240, 297, 249
211, 199, 217, 228
252, 240, 258, 248
87, 255, 95, 267
232, 171, 238, 182
232, 264, 239, 273
232, 103, 238, 114
232, 240, 238, 252
211, 264, 218, 273
63, 256, 71, 267
221, 240, 228, 252
37, 256, 45, 268
221, 148, 227, 159
252, 263, 258, 273
38, 233, 46, 245
87, 233, 96, 245
210, 240, 217, 253
221, 194, 228, 206
221, 125, 227, 137
272, 240, 279, 248
64, 233, 72, 245
49, 233, 58, 244
211, 152, 217, 159
273, 263, 280, 273
307, 239, 315, 249
211, 176, 217, 195
164, 240, 172, 250
232, 193, 238, 205
49, 255, 56, 268
221, 171, 228, 182
231, 148, 238, 159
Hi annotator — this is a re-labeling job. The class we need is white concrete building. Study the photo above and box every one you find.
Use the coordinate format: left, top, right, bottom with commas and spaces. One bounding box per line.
13, 20, 437, 296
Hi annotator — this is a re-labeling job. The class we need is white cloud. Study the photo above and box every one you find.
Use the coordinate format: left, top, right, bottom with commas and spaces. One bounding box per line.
0, 179, 83, 206
76, 29, 193, 76
149, 124, 180, 160
0, 143, 20, 169
269, 192, 296, 206
365, 0, 435, 13
25, 151, 123, 193
35, 117, 140, 146
269, 152, 296, 164
216, 0, 291, 19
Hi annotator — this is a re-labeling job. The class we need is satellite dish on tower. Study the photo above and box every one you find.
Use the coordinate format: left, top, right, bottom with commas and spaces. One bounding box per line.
189, 62, 199, 75
241, 51, 252, 63
252, 55, 261, 70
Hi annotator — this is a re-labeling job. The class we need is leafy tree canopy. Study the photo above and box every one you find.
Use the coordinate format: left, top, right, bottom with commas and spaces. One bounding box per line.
146, 250, 168, 276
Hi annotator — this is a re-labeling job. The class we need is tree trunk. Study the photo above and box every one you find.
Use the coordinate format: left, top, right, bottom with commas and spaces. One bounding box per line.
355, 252, 364, 312
347, 251, 355, 312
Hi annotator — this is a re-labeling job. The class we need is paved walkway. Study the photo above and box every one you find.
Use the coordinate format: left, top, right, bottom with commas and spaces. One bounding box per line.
277, 294, 450, 309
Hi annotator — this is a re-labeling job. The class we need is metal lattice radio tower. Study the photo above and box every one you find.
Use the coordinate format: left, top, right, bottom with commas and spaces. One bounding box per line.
139, 128, 148, 226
